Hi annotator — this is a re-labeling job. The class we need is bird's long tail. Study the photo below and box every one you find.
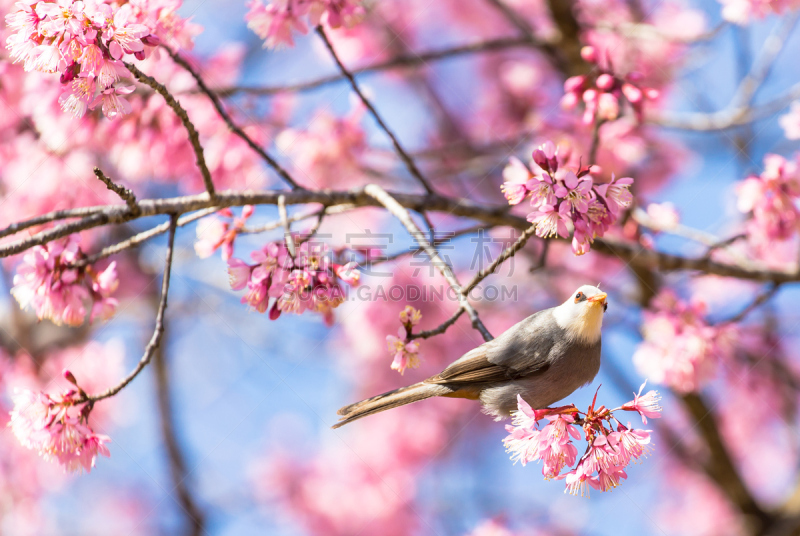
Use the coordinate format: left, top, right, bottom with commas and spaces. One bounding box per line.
333, 382, 452, 429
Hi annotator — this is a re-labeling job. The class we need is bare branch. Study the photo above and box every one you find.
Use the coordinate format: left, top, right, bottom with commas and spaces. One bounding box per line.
715, 282, 781, 325
75, 208, 218, 267
83, 214, 178, 403
316, 27, 436, 196
124, 62, 216, 197
3, 188, 800, 284
163, 46, 300, 191
214, 37, 533, 98
152, 328, 206, 536
363, 184, 493, 341
93, 167, 138, 212
462, 224, 538, 296
409, 308, 466, 341
278, 195, 296, 257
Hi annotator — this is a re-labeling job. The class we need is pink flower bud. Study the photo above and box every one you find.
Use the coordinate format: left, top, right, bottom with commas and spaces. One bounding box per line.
596, 74, 615, 90
63, 369, 78, 386
597, 92, 619, 121
580, 46, 597, 63
242, 205, 255, 219
564, 75, 586, 93
560, 92, 579, 110
621, 83, 643, 104
582, 88, 598, 103
645, 88, 660, 100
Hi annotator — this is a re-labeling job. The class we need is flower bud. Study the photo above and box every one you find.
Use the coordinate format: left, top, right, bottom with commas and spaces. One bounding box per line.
580, 46, 597, 63
596, 74, 615, 90
63, 369, 78, 386
621, 83, 643, 104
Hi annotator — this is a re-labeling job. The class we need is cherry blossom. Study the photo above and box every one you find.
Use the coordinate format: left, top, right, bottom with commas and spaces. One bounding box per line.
504, 141, 633, 254
195, 206, 255, 260
245, 0, 365, 49
504, 385, 660, 494
227, 239, 359, 325
11, 235, 120, 326
633, 290, 734, 392
9, 387, 110, 473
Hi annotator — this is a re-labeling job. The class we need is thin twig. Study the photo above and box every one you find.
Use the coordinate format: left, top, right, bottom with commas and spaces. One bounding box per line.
462, 224, 538, 296
93, 167, 138, 212
152, 326, 206, 536
715, 283, 781, 325
215, 37, 533, 98
0, 206, 107, 240
83, 214, 178, 403
316, 27, 436, 196
278, 195, 296, 257
163, 46, 300, 191
363, 184, 493, 341
588, 119, 605, 166
124, 62, 215, 197
74, 208, 218, 267
409, 308, 466, 340
241, 204, 354, 234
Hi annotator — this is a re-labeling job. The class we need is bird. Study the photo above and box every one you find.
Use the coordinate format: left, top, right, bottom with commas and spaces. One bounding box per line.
333, 285, 607, 428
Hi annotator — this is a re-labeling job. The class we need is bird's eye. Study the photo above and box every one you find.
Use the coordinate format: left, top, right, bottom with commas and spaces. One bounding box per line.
574, 292, 584, 303
603, 303, 608, 312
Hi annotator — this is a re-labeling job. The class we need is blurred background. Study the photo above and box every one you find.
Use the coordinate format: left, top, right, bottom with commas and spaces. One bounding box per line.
1, 0, 800, 534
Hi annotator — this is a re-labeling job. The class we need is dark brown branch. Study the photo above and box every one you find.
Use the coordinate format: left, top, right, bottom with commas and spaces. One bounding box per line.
364, 184, 493, 341
214, 36, 537, 98
0, 206, 106, 240
153, 327, 206, 536
409, 308, 466, 340
715, 283, 781, 325
163, 46, 300, 191
124, 62, 215, 197
75, 208, 218, 268
462, 224, 538, 296
4, 189, 800, 285
483, 0, 574, 75
316, 27, 436, 196
93, 167, 138, 212
83, 214, 178, 403
680, 393, 770, 532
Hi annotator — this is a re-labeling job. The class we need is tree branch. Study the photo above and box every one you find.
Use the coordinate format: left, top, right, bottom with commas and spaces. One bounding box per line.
214, 37, 540, 98
93, 167, 138, 212
363, 184, 493, 341
82, 214, 178, 403
461, 224, 538, 296
163, 46, 300, 191
3, 188, 800, 284
152, 326, 206, 536
124, 62, 216, 197
316, 27, 436, 195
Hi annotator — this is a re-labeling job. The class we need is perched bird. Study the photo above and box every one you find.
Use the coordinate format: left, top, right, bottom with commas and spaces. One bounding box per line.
333, 285, 608, 428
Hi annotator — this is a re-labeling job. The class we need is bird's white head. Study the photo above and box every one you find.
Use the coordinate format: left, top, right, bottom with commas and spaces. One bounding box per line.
552, 285, 607, 345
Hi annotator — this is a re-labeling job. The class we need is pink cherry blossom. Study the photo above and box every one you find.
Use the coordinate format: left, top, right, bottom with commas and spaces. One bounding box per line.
9, 389, 111, 474
779, 101, 800, 140
500, 157, 531, 205
555, 171, 592, 213
528, 203, 571, 239
11, 235, 119, 327
620, 381, 662, 424
386, 328, 421, 375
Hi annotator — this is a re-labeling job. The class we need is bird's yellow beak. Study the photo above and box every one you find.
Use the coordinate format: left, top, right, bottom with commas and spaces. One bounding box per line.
587, 292, 607, 305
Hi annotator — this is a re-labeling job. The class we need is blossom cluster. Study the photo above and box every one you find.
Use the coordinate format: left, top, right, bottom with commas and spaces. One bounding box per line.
11, 235, 119, 327
632, 290, 734, 392
5, 0, 164, 119
561, 46, 659, 125
503, 383, 661, 495
736, 154, 800, 245
385, 305, 422, 375
227, 239, 359, 325
195, 206, 255, 261
245, 0, 365, 49
9, 372, 110, 474
502, 141, 634, 255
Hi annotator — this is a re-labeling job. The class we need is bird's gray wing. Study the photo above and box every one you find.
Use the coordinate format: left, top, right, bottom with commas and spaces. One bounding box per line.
426, 310, 555, 385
